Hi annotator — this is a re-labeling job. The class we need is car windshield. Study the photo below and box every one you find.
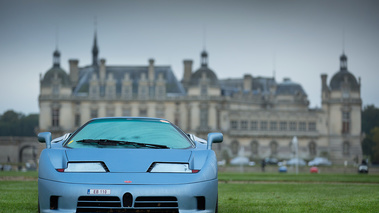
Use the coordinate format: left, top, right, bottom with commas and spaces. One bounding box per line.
64, 118, 193, 149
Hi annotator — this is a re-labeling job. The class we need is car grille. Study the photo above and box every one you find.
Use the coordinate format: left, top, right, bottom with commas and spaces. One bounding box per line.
76, 196, 179, 213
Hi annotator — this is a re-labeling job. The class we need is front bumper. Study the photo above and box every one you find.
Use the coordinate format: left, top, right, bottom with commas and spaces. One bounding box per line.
38, 178, 218, 213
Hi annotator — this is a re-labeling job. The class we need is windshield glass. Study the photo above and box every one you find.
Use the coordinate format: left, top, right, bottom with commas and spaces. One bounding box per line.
65, 118, 192, 149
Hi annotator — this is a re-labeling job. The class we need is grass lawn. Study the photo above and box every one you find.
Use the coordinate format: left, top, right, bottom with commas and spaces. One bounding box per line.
1, 171, 379, 212
0, 181, 38, 213
218, 183, 379, 212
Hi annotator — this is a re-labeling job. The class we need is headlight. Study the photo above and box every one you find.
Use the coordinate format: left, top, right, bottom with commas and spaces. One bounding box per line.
57, 162, 109, 173
148, 163, 199, 173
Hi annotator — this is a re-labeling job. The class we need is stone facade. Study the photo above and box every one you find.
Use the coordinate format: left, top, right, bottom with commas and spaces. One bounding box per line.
38, 34, 362, 165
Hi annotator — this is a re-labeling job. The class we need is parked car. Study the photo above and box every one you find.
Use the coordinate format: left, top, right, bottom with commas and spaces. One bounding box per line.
286, 158, 306, 166
310, 167, 319, 173
264, 157, 278, 165
230, 156, 250, 165
38, 117, 223, 213
278, 166, 287, 173
358, 160, 369, 173
308, 157, 332, 166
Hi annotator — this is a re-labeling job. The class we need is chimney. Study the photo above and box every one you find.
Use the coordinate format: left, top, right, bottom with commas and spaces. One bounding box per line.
183, 60, 193, 82
321, 74, 328, 91
243, 74, 253, 92
100, 58, 106, 81
148, 59, 155, 82
69, 59, 79, 86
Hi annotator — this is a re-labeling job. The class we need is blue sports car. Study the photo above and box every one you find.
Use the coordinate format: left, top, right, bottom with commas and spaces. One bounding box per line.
38, 117, 223, 213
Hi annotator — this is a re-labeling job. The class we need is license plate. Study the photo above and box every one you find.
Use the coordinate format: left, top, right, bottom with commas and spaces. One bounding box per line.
87, 189, 111, 195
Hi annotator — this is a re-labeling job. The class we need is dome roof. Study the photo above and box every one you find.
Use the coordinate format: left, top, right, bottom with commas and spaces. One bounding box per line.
329, 70, 359, 91
41, 67, 71, 87
189, 66, 219, 86
329, 53, 359, 91
189, 50, 219, 86
276, 78, 306, 96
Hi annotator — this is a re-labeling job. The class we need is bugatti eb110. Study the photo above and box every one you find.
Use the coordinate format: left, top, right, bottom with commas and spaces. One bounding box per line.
38, 117, 223, 213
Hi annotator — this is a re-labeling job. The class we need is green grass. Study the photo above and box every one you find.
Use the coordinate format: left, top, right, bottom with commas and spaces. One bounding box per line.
219, 172, 379, 183
1, 172, 379, 212
0, 181, 38, 213
218, 183, 379, 212
0, 171, 38, 178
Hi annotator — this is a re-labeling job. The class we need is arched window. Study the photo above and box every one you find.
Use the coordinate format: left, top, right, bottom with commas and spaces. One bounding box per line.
250, 141, 259, 155
231, 140, 239, 156
270, 141, 278, 156
309, 141, 317, 156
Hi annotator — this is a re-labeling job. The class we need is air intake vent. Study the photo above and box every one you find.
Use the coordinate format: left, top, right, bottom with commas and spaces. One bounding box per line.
76, 196, 179, 213
135, 196, 178, 208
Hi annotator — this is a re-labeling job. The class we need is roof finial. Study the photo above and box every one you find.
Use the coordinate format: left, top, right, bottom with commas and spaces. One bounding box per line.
273, 51, 276, 80
92, 16, 99, 66
342, 29, 345, 54
203, 24, 207, 51
55, 25, 59, 51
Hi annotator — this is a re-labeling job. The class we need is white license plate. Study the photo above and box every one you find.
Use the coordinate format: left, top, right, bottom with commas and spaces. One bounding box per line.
87, 189, 111, 195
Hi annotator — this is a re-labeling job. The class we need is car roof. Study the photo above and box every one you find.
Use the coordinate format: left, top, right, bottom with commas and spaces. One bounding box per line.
90, 117, 168, 122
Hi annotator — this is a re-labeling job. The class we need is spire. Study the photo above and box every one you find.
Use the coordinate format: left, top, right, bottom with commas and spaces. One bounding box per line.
53, 48, 60, 68
201, 50, 208, 67
340, 53, 347, 71
92, 17, 99, 66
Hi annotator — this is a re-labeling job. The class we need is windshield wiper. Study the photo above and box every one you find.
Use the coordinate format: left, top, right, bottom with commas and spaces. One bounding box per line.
76, 139, 169, 149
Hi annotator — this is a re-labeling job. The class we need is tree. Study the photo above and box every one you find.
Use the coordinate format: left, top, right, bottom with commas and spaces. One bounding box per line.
361, 105, 379, 163
0, 110, 39, 136
362, 105, 379, 134
371, 127, 379, 163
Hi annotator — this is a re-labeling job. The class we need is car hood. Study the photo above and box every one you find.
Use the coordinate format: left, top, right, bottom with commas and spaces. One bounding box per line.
65, 148, 192, 173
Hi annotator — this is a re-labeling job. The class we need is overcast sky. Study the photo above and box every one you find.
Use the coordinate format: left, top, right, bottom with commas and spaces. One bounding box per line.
0, 0, 378, 114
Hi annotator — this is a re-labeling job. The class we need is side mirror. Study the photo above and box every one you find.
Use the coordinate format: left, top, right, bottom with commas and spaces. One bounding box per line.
38, 132, 52, 149
207, 132, 223, 150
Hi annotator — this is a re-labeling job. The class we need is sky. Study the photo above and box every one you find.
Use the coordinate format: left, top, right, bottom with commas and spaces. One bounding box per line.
0, 0, 378, 115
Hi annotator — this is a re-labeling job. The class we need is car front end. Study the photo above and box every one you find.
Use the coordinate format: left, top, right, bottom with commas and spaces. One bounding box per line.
38, 118, 222, 213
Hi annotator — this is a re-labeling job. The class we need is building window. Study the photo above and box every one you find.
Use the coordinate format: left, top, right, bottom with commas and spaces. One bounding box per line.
139, 109, 147, 117
241, 120, 248, 130
122, 108, 131, 116
280, 122, 287, 131
308, 122, 316, 131
250, 141, 259, 155
156, 108, 165, 118
157, 86, 165, 97
250, 121, 258, 130
270, 121, 277, 131
230, 120, 238, 130
52, 84, 59, 95
260, 121, 267, 131
343, 141, 350, 155
52, 108, 59, 127
174, 112, 180, 126
270, 141, 278, 155
90, 86, 98, 96
299, 122, 306, 131
90, 109, 98, 119
106, 108, 115, 117
309, 141, 316, 156
201, 85, 207, 96
124, 87, 131, 97
289, 121, 297, 131
75, 114, 81, 127
200, 108, 208, 128
231, 140, 239, 156
342, 111, 350, 134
